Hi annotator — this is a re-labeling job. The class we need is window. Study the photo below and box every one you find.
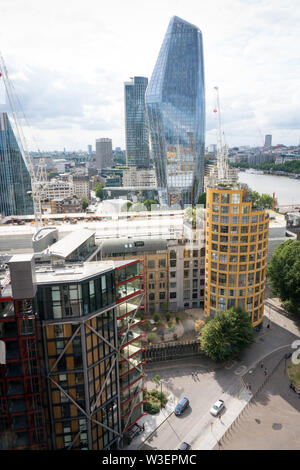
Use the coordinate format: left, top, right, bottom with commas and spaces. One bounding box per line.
170, 282, 176, 288
170, 260, 176, 268
159, 259, 166, 268
231, 193, 240, 204
170, 271, 176, 278
148, 260, 155, 269
170, 292, 176, 299
231, 205, 239, 214
184, 261, 189, 268
159, 292, 166, 300
213, 193, 219, 203
221, 205, 229, 214
221, 193, 230, 203
170, 250, 176, 259
149, 293, 155, 301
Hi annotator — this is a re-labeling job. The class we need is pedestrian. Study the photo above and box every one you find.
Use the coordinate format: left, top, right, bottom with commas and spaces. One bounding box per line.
264, 368, 268, 376
248, 383, 252, 390
260, 362, 264, 368
191, 372, 194, 378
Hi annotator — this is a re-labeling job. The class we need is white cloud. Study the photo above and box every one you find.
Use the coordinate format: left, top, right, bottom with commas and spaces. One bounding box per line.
0, 0, 299, 150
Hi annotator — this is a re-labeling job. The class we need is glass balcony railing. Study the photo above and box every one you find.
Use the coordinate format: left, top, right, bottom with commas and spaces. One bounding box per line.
116, 279, 142, 301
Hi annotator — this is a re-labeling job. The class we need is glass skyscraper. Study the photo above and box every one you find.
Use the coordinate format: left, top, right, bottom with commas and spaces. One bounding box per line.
124, 77, 150, 169
0, 112, 33, 216
146, 16, 205, 206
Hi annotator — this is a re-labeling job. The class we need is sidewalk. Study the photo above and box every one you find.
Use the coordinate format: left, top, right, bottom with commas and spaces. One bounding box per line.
194, 346, 291, 450
124, 392, 177, 450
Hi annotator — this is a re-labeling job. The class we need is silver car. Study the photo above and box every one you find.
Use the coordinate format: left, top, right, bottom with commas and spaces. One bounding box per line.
210, 399, 225, 416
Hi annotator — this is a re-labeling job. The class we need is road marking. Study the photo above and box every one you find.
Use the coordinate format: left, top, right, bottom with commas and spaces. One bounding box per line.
234, 365, 247, 375
225, 360, 237, 370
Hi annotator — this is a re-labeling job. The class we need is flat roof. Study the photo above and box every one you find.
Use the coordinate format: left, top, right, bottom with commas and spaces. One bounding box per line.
101, 237, 167, 254
47, 230, 95, 258
35, 259, 136, 284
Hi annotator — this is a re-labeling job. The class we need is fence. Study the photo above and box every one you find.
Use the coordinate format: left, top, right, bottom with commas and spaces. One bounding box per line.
143, 339, 204, 363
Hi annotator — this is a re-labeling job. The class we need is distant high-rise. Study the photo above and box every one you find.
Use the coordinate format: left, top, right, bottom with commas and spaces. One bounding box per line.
146, 16, 205, 206
0, 112, 33, 216
124, 77, 150, 168
264, 134, 272, 149
87, 144, 92, 154
95, 138, 113, 170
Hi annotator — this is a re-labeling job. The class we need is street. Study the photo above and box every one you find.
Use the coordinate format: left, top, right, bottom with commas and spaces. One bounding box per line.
138, 301, 299, 450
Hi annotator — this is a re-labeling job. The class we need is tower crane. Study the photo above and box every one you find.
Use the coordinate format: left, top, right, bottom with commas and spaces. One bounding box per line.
213, 86, 230, 182
0, 52, 47, 230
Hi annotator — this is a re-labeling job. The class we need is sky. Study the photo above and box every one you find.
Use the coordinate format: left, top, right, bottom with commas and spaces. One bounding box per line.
0, 0, 299, 151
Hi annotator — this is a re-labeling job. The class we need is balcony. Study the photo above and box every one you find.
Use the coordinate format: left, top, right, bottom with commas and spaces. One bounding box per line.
116, 278, 142, 302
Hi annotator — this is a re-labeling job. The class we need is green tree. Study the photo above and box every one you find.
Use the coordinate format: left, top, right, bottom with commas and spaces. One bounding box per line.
267, 240, 300, 315
152, 374, 161, 387
147, 332, 157, 344
121, 201, 133, 212
143, 199, 159, 211
81, 197, 89, 211
249, 190, 277, 209
197, 192, 206, 207
200, 307, 254, 362
94, 183, 105, 200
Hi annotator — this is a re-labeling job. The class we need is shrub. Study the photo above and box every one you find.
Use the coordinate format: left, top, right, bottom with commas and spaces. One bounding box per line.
147, 333, 157, 344
165, 312, 171, 322
153, 313, 160, 323
175, 316, 180, 323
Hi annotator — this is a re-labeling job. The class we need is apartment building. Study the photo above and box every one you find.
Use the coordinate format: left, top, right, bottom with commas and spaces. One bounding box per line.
0, 245, 145, 449
205, 184, 269, 327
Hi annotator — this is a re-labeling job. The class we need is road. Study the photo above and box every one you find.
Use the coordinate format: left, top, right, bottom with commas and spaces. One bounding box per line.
139, 302, 299, 450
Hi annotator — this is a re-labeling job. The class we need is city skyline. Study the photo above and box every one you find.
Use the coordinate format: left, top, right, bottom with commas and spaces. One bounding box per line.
0, 0, 299, 151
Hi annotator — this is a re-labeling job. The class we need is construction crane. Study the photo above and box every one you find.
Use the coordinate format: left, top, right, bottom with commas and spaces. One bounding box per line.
213, 86, 230, 182
0, 52, 47, 230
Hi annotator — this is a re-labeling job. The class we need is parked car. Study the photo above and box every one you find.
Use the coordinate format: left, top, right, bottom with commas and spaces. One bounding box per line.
178, 442, 191, 450
210, 399, 225, 416
174, 397, 189, 416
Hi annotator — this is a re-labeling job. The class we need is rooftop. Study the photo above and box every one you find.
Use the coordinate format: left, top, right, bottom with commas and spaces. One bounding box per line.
46, 229, 95, 258
35, 259, 133, 285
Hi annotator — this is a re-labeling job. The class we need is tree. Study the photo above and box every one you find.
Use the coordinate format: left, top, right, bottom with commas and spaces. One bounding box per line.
121, 201, 133, 212
144, 199, 159, 211
200, 307, 254, 362
152, 374, 161, 387
250, 190, 277, 209
81, 197, 89, 211
267, 240, 300, 315
197, 192, 206, 207
94, 183, 105, 200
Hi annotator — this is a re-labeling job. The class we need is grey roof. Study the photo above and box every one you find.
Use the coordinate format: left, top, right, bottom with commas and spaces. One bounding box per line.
101, 237, 167, 255
46, 229, 95, 258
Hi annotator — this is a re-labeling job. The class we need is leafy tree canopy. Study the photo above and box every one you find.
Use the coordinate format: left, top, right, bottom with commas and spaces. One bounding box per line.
81, 197, 89, 211
200, 307, 254, 362
267, 240, 300, 315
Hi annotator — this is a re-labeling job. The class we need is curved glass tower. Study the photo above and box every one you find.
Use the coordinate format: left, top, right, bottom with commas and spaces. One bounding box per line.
146, 16, 205, 206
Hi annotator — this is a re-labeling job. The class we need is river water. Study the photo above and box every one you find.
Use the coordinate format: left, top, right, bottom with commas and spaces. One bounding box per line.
238, 170, 300, 206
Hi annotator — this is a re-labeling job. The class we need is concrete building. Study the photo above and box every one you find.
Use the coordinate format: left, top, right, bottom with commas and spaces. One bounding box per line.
70, 174, 91, 201
265, 134, 272, 149
95, 138, 113, 170
122, 168, 157, 188
205, 184, 269, 328
50, 196, 82, 214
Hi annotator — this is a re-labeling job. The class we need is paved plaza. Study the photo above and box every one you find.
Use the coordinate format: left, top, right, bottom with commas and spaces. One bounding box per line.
219, 358, 300, 450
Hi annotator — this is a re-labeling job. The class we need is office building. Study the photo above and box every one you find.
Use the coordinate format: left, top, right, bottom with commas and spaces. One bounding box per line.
0, 113, 33, 216
124, 77, 150, 168
204, 185, 269, 327
95, 138, 113, 170
146, 16, 205, 207
264, 135, 272, 149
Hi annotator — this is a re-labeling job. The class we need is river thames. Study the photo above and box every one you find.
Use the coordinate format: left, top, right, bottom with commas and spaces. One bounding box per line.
238, 170, 300, 206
